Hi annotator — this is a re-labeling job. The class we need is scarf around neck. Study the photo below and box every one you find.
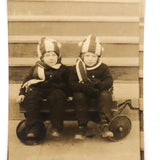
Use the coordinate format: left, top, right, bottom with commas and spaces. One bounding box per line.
22, 60, 62, 93
76, 57, 102, 83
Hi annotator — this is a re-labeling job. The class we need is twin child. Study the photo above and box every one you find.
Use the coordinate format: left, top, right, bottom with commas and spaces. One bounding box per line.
17, 35, 114, 140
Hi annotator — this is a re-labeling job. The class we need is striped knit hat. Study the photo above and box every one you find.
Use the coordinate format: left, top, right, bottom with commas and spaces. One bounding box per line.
78, 34, 104, 57
37, 37, 61, 59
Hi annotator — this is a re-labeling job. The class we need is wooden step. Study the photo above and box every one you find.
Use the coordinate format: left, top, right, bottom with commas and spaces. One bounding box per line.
9, 43, 139, 58
8, 0, 139, 17
9, 66, 139, 82
8, 20, 139, 36
9, 57, 139, 67
8, 15, 139, 22
9, 81, 139, 120
8, 35, 139, 43
8, 0, 140, 2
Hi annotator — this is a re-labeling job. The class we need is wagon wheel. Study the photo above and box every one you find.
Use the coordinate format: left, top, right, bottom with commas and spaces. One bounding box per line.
16, 120, 47, 145
108, 115, 131, 141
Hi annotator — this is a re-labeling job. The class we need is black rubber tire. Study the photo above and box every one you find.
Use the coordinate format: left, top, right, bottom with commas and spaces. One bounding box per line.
108, 115, 131, 141
16, 120, 47, 145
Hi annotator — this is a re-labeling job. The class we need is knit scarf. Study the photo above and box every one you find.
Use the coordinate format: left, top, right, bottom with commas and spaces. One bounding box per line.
76, 57, 102, 83
22, 61, 62, 93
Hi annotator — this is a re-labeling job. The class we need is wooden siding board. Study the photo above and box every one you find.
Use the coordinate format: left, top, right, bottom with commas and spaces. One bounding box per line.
8, 35, 139, 44
9, 43, 139, 58
8, 21, 139, 36
9, 66, 139, 82
9, 57, 139, 66
8, 1, 139, 17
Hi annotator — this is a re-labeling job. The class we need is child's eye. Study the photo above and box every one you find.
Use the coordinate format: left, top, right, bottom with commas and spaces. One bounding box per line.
45, 52, 57, 57
45, 54, 50, 57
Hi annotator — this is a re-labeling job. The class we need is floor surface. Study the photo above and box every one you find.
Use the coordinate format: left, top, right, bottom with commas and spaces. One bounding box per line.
8, 119, 140, 160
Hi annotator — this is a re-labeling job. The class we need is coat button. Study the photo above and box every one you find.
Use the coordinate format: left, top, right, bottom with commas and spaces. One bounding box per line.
50, 75, 53, 78
92, 75, 95, 78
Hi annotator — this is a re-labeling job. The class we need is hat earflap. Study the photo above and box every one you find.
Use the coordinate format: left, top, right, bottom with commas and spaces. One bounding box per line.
37, 44, 42, 59
78, 41, 83, 47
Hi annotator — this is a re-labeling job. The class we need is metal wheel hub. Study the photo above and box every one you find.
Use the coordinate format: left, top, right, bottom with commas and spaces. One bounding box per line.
108, 115, 131, 141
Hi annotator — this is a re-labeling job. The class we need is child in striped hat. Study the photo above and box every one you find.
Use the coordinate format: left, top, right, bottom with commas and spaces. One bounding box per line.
17, 37, 68, 138
69, 34, 114, 140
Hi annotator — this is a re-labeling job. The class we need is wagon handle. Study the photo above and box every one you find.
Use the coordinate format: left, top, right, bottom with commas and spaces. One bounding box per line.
114, 99, 138, 115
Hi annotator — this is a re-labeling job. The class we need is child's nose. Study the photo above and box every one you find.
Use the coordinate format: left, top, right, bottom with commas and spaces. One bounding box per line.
49, 55, 54, 59
88, 56, 92, 60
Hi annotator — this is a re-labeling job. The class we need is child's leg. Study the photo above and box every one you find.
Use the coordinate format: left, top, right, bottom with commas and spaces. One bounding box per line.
98, 91, 113, 123
23, 88, 43, 127
47, 89, 66, 132
73, 92, 88, 127
73, 92, 88, 140
97, 91, 114, 137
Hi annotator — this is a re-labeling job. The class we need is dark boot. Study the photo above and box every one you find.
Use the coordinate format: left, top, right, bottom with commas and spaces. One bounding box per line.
99, 113, 114, 138
100, 123, 114, 138
50, 127, 62, 137
74, 122, 87, 140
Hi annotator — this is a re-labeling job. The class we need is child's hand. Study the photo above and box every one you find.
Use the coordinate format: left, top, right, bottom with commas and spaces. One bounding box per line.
93, 79, 103, 90
82, 83, 99, 97
17, 95, 25, 103
92, 79, 101, 85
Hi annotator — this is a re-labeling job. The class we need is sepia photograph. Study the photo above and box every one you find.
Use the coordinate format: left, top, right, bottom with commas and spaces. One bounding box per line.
8, 0, 146, 160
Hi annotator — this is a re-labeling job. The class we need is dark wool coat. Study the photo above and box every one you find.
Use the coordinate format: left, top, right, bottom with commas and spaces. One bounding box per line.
19, 62, 68, 96
68, 63, 113, 97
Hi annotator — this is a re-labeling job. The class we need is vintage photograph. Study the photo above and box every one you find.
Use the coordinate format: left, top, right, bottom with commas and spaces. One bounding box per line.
8, 0, 145, 160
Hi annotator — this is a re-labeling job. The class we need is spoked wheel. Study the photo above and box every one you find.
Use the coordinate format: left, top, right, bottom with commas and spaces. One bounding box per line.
108, 115, 131, 141
16, 120, 47, 145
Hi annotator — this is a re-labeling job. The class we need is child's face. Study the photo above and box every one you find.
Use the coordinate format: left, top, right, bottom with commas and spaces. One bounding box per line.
42, 51, 58, 66
83, 52, 98, 67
